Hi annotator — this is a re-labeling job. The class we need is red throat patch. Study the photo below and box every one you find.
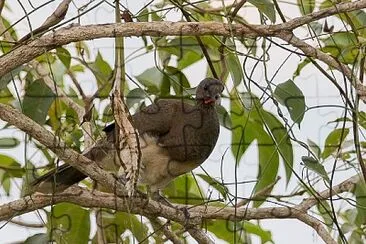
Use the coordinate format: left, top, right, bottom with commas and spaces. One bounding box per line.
204, 98, 215, 104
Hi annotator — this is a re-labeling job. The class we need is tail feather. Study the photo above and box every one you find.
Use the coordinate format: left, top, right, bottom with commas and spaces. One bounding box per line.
31, 123, 116, 194
31, 164, 86, 193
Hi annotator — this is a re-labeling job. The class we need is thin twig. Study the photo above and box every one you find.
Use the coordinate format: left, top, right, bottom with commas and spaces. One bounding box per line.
149, 218, 184, 244
236, 176, 281, 207
9, 219, 44, 228
17, 0, 72, 43
67, 70, 87, 100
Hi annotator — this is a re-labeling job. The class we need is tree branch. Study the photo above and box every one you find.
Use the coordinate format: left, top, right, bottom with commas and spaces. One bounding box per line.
9, 219, 44, 228
0, 174, 359, 243
0, 0, 365, 97
0, 180, 348, 244
149, 218, 184, 244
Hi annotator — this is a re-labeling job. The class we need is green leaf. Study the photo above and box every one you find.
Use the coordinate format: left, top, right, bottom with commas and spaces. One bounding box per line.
197, 174, 228, 200
164, 174, 204, 205
0, 65, 24, 90
317, 200, 333, 230
240, 37, 257, 56
136, 8, 149, 22
355, 180, 366, 226
301, 156, 330, 182
97, 211, 148, 243
74, 41, 91, 59
261, 111, 293, 184
151, 11, 162, 21
206, 219, 237, 243
48, 203, 90, 244
23, 79, 55, 125
163, 66, 191, 96
230, 91, 279, 206
88, 52, 113, 98
230, 91, 256, 162
21, 161, 38, 197
207, 219, 273, 243
293, 58, 311, 79
320, 1, 366, 37
243, 221, 273, 243
309, 21, 323, 35
126, 88, 146, 108
56, 47, 71, 69
24, 233, 49, 244
69, 64, 85, 73
1, 17, 18, 41
0, 137, 20, 148
93, 50, 112, 75
248, 0, 276, 23
254, 129, 279, 207
358, 111, 366, 130
227, 51, 243, 87
321, 128, 349, 159
297, 0, 315, 15
274, 79, 306, 127
0, 87, 14, 104
1, 174, 11, 195
217, 104, 232, 129
322, 32, 359, 64
135, 67, 165, 95
307, 139, 321, 159
0, 154, 25, 178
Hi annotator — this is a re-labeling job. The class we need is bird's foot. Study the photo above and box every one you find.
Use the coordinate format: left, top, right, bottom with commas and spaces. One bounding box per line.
179, 206, 190, 226
151, 191, 174, 207
116, 174, 127, 185
151, 191, 190, 225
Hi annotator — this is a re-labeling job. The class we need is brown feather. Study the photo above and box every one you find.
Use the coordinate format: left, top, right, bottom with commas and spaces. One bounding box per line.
31, 78, 224, 193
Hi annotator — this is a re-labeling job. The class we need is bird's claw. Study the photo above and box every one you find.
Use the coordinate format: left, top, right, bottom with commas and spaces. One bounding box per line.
117, 174, 127, 185
179, 206, 191, 227
151, 191, 191, 226
151, 191, 174, 207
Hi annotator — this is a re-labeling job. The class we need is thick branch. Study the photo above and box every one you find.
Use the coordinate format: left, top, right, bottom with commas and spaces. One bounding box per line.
298, 175, 360, 211
277, 31, 365, 97
0, 185, 338, 244
149, 218, 184, 244
0, 174, 358, 243
0, 0, 365, 95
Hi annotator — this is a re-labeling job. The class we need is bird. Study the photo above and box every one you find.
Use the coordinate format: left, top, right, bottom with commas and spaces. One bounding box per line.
31, 77, 224, 201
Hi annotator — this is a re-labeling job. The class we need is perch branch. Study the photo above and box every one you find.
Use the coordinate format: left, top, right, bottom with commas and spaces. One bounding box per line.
0, 179, 354, 244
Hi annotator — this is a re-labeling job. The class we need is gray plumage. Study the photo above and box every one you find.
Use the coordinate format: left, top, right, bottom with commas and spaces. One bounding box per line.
32, 78, 224, 194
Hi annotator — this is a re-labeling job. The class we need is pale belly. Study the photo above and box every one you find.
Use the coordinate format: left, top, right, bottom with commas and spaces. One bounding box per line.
137, 134, 200, 192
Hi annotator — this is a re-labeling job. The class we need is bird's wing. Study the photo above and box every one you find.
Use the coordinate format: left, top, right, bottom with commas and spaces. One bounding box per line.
132, 99, 180, 135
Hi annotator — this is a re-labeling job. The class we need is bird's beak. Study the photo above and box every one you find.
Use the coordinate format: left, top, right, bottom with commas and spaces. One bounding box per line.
204, 95, 221, 105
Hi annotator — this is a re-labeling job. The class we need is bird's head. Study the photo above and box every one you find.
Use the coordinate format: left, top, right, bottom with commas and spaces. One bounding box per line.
196, 78, 224, 106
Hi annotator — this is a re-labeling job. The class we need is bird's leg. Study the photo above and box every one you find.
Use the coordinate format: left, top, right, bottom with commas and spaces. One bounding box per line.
149, 188, 173, 207
149, 188, 190, 225
117, 174, 127, 185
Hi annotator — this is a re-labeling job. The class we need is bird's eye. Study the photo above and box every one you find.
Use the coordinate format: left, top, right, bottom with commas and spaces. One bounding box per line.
204, 85, 208, 90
